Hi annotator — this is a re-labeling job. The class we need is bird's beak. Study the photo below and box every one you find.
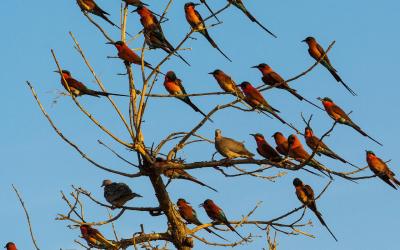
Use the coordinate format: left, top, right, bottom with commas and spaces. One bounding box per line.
250, 133, 256, 137
251, 65, 258, 69
134, 193, 143, 198
131, 8, 139, 13
193, 3, 200, 6
208, 72, 214, 75
106, 41, 114, 45
53, 70, 60, 73
199, 203, 204, 208
316, 97, 322, 101
101, 184, 104, 187
301, 39, 306, 42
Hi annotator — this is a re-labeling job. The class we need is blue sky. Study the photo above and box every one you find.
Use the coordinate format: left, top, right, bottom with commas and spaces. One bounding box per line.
1, 0, 400, 249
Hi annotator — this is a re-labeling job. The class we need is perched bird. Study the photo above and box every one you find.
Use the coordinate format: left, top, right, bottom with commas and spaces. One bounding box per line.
164, 71, 212, 121
135, 6, 190, 66
209, 69, 245, 99
302, 37, 356, 96
80, 224, 118, 249
156, 158, 218, 192
251, 133, 282, 162
304, 127, 350, 165
366, 151, 400, 190
200, 0, 220, 22
239, 82, 287, 124
318, 97, 382, 146
184, 2, 232, 62
272, 132, 289, 156
54, 70, 129, 97
201, 199, 247, 241
102, 179, 142, 208
293, 178, 338, 241
252, 63, 303, 100
76, 0, 116, 26
4, 242, 17, 250
177, 198, 227, 241
123, 0, 148, 7
107, 41, 152, 68
288, 134, 330, 177
215, 129, 254, 159
227, 0, 276, 38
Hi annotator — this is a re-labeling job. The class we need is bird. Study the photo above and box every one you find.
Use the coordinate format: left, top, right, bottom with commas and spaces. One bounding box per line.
177, 198, 227, 241
227, 0, 277, 38
302, 36, 356, 96
184, 2, 232, 62
239, 81, 287, 124
252, 63, 303, 100
250, 133, 282, 162
200, 0, 220, 22
76, 0, 117, 26
156, 158, 218, 192
123, 0, 148, 7
80, 224, 118, 249
102, 179, 142, 208
318, 97, 382, 146
134, 6, 190, 66
5, 242, 17, 250
272, 132, 289, 156
304, 126, 351, 165
107, 41, 152, 68
163, 71, 212, 121
215, 129, 254, 159
288, 134, 330, 177
209, 69, 245, 99
201, 199, 247, 241
293, 178, 338, 241
366, 151, 400, 190
54, 70, 129, 97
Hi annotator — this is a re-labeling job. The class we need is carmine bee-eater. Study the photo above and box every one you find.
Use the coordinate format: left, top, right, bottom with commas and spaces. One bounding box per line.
184, 2, 232, 62
80, 224, 118, 249
228, 0, 277, 38
200, 0, 220, 22
107, 41, 152, 68
76, 0, 117, 26
239, 82, 287, 124
5, 242, 17, 250
209, 69, 245, 99
164, 71, 212, 121
201, 199, 247, 241
272, 132, 289, 156
102, 179, 142, 208
177, 198, 227, 241
135, 6, 191, 66
302, 37, 356, 96
251, 133, 282, 162
288, 134, 330, 177
366, 151, 400, 190
156, 158, 218, 192
252, 63, 303, 101
293, 178, 338, 241
123, 0, 148, 7
55, 70, 128, 97
318, 97, 382, 146
215, 129, 254, 159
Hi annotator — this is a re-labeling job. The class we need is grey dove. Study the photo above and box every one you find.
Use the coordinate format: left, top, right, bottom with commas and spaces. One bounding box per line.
214, 129, 254, 159
102, 180, 142, 208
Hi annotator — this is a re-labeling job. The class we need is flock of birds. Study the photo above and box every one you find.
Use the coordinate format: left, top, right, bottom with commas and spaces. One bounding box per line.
5, 0, 396, 249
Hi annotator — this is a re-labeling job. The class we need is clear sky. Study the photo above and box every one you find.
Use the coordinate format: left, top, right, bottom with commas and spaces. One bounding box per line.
1, 0, 400, 249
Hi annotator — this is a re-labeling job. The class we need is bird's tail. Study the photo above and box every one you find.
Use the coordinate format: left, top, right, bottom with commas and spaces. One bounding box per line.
91, 90, 129, 97
287, 88, 303, 101
225, 222, 247, 242
312, 209, 338, 242
349, 122, 382, 146
263, 108, 288, 125
206, 228, 229, 241
161, 39, 191, 66
93, 7, 117, 27
181, 97, 214, 123
327, 67, 357, 96
201, 31, 232, 62
185, 175, 217, 192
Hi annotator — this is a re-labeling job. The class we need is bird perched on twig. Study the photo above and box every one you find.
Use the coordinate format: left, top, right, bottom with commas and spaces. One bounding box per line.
5, 242, 17, 250
293, 178, 338, 241
209, 69, 245, 99
302, 37, 356, 96
107, 41, 152, 68
102, 179, 142, 208
123, 0, 148, 7
272, 132, 289, 156
251, 133, 282, 162
76, 0, 117, 26
54, 70, 129, 97
366, 151, 400, 190
215, 129, 254, 159
80, 224, 118, 249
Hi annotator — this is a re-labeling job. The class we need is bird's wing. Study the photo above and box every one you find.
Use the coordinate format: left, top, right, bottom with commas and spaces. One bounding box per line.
315, 43, 332, 65
67, 78, 88, 91
220, 137, 248, 153
331, 104, 351, 120
303, 185, 315, 200
176, 79, 187, 94
269, 71, 285, 84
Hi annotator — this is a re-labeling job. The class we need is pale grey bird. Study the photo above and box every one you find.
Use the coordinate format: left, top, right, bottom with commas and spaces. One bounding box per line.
214, 129, 254, 159
102, 180, 142, 208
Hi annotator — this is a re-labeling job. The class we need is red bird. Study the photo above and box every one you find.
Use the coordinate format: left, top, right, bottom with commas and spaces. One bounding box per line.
80, 224, 118, 249
366, 151, 400, 190
184, 3, 232, 62
77, 0, 116, 26
293, 178, 337, 241
177, 198, 227, 241
209, 69, 245, 99
318, 97, 382, 146
108, 41, 152, 68
55, 70, 128, 97
5, 242, 17, 250
272, 132, 289, 156
239, 82, 287, 124
251, 133, 282, 162
201, 199, 247, 241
